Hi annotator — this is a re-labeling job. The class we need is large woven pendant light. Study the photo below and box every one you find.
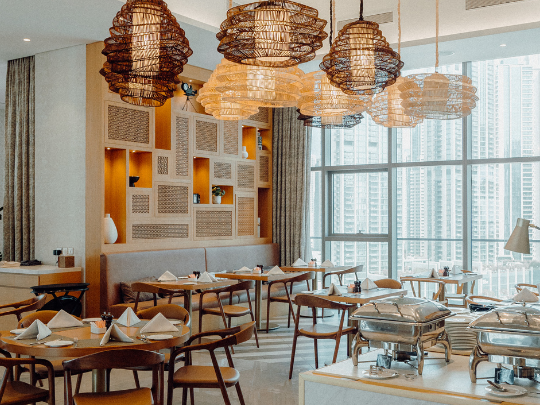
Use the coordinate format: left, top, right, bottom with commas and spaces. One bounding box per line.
100, 0, 193, 107
320, 0, 403, 96
197, 71, 259, 120
297, 109, 364, 129
216, 0, 328, 68
213, 58, 304, 108
369, 0, 423, 128
398, 0, 478, 120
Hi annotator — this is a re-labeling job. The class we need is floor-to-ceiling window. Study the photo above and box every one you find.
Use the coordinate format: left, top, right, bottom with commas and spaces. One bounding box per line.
310, 55, 540, 297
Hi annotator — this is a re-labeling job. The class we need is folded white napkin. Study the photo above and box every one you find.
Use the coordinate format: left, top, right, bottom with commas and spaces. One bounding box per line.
320, 260, 334, 268
158, 271, 177, 282
100, 324, 134, 346
327, 283, 342, 296
429, 268, 439, 279
139, 313, 178, 333
116, 307, 141, 327
198, 271, 217, 283
267, 266, 285, 275
234, 266, 251, 273
361, 278, 378, 290
0, 261, 20, 268
16, 320, 51, 340
514, 288, 538, 303
292, 258, 307, 267
47, 309, 83, 329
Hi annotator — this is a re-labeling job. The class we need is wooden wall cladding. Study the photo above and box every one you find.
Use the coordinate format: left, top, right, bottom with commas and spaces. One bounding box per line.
236, 194, 256, 237
194, 116, 219, 155
155, 182, 190, 216
237, 162, 256, 191
194, 207, 234, 240
105, 102, 153, 147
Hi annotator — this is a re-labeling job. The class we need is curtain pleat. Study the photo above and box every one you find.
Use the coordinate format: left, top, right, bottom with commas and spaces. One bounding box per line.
4, 56, 35, 261
272, 108, 310, 266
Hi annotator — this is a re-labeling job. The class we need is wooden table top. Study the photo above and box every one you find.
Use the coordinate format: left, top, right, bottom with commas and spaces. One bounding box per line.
0, 323, 190, 357
400, 273, 482, 285
143, 279, 234, 291
215, 271, 308, 282
304, 287, 407, 305
280, 266, 352, 273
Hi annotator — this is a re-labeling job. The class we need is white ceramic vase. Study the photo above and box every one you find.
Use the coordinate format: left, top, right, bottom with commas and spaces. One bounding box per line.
103, 214, 118, 244
242, 146, 248, 159
212, 195, 222, 204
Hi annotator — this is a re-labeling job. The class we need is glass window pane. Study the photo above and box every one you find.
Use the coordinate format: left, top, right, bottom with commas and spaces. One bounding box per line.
310, 127, 322, 167
471, 56, 540, 159
397, 166, 463, 239
329, 116, 387, 166
329, 241, 388, 278
332, 172, 388, 234
309, 170, 322, 262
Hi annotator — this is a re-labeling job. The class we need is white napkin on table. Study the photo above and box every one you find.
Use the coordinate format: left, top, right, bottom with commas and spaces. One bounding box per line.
116, 307, 141, 327
327, 283, 342, 296
139, 313, 178, 333
234, 266, 251, 273
320, 260, 334, 268
514, 288, 539, 303
47, 309, 83, 329
100, 324, 134, 346
429, 268, 439, 279
292, 258, 308, 267
361, 278, 378, 290
0, 261, 20, 268
158, 271, 177, 282
267, 266, 285, 275
198, 272, 217, 283
16, 320, 51, 340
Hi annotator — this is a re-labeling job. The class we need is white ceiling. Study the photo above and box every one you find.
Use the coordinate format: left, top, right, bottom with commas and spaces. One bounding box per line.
2, 0, 540, 107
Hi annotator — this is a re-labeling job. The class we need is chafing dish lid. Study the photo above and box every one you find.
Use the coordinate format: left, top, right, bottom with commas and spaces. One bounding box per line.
469, 305, 540, 333
350, 296, 451, 323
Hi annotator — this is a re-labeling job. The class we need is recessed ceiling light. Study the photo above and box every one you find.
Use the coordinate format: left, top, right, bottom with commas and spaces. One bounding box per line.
23, 38, 30, 42
500, 44, 507, 47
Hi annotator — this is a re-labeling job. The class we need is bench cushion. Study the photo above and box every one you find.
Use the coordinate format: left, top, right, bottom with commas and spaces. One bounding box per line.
205, 244, 279, 273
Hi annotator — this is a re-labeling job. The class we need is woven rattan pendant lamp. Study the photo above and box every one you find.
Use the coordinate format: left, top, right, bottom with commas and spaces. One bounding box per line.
216, 0, 328, 67
100, 0, 193, 107
398, 0, 478, 120
320, 0, 403, 96
369, 0, 423, 128
297, 109, 364, 128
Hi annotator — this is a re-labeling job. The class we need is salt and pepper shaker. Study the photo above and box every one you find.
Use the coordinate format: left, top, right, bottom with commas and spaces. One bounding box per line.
353, 281, 362, 293
443, 266, 450, 277
101, 312, 114, 329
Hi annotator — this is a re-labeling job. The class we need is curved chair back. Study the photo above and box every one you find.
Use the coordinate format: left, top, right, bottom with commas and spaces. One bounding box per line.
323, 265, 363, 286
515, 283, 539, 295
136, 304, 190, 326
0, 294, 47, 322
374, 278, 402, 290
400, 277, 447, 303
294, 294, 354, 311
466, 296, 504, 306
18, 310, 81, 328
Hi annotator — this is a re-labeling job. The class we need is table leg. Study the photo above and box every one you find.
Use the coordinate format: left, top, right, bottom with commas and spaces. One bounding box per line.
92, 369, 107, 392
347, 307, 356, 357
185, 290, 193, 325
255, 280, 262, 330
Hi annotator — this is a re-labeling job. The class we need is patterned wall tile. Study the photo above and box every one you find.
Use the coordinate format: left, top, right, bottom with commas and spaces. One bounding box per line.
237, 196, 255, 236
175, 116, 189, 177
214, 161, 232, 180
157, 184, 189, 214
108, 105, 150, 144
223, 121, 239, 155
158, 156, 169, 175
195, 210, 233, 238
132, 194, 150, 214
132, 224, 189, 239
237, 163, 255, 189
195, 119, 218, 153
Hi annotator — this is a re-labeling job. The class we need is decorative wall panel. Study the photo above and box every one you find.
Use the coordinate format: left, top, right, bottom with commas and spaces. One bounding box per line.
175, 116, 189, 177
258, 154, 270, 185
132, 224, 189, 239
237, 196, 255, 237
237, 163, 255, 190
157, 184, 189, 214
132, 194, 150, 214
248, 107, 270, 124
213, 161, 232, 180
195, 210, 233, 238
195, 118, 218, 154
157, 156, 169, 175
223, 121, 239, 155
107, 104, 150, 144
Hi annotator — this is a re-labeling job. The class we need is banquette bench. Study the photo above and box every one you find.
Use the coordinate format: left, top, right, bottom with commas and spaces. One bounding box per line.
100, 244, 307, 318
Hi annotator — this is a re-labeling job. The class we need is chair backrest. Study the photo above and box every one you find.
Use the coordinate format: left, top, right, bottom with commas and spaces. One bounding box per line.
131, 282, 161, 294
205, 280, 255, 295
0, 294, 48, 321
515, 283, 539, 295
136, 304, 190, 325
466, 295, 504, 305
18, 310, 82, 328
400, 277, 446, 301
374, 278, 402, 290
232, 321, 255, 345
294, 294, 354, 311
274, 272, 313, 286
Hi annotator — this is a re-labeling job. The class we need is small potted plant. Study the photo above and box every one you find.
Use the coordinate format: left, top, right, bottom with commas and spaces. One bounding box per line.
212, 186, 225, 204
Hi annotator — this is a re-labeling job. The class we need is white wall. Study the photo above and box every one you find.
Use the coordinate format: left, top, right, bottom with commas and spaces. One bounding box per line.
34, 46, 86, 267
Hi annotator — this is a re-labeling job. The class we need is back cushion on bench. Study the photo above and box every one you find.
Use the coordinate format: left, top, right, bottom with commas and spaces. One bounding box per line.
205, 243, 280, 273
120, 276, 157, 303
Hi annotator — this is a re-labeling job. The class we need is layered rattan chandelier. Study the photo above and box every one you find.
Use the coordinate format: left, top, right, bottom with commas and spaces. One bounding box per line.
100, 0, 193, 107
368, 0, 423, 128
216, 0, 328, 67
320, 0, 403, 96
398, 0, 478, 120
297, 109, 364, 129
213, 58, 304, 108
197, 71, 259, 120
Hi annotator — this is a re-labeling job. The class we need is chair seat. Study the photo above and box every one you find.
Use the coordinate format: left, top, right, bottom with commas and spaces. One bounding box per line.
204, 305, 251, 316
299, 324, 356, 338
1, 381, 49, 405
172, 365, 240, 386
74, 388, 152, 405
271, 294, 297, 303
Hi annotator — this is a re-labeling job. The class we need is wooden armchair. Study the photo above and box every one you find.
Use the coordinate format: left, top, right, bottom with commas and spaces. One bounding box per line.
400, 277, 447, 304
131, 282, 185, 312
0, 294, 47, 323
322, 265, 363, 288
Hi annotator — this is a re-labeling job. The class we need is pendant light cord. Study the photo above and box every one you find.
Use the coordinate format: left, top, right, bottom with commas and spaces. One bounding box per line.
435, 0, 439, 70
398, 0, 401, 55
359, 0, 364, 21
329, 0, 336, 46
228, 0, 232, 9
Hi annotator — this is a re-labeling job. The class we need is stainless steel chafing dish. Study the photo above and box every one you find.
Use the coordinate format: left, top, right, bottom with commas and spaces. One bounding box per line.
469, 304, 540, 382
350, 296, 453, 375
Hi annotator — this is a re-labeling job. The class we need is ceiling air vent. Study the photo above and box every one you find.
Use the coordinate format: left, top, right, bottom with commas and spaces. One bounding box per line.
337, 12, 393, 31
466, 0, 524, 10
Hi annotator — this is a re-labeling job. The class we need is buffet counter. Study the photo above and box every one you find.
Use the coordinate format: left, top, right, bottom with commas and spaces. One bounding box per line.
299, 349, 540, 405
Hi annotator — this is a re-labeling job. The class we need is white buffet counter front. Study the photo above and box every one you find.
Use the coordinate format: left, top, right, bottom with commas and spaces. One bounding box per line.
300, 349, 540, 405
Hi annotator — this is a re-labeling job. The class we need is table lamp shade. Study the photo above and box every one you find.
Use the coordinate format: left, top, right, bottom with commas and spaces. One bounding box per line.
505, 218, 531, 254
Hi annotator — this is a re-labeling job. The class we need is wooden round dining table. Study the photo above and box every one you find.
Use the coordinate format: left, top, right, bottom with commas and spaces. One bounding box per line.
0, 322, 191, 392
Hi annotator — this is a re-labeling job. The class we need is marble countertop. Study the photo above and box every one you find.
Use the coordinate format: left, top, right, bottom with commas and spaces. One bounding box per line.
0, 265, 82, 275
302, 349, 540, 404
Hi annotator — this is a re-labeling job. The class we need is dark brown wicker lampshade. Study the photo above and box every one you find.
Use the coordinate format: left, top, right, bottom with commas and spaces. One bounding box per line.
297, 109, 364, 129
216, 0, 328, 68
100, 0, 193, 107
320, 1, 403, 96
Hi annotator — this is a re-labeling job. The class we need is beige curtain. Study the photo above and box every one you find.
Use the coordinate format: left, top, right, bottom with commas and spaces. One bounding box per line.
272, 108, 310, 266
4, 56, 35, 261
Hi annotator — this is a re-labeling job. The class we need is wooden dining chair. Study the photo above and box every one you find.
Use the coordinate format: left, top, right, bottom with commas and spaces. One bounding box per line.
0, 294, 47, 324
167, 321, 255, 405
322, 265, 363, 288
400, 277, 447, 304
266, 272, 313, 332
131, 282, 186, 312
63, 349, 165, 405
0, 345, 55, 405
374, 278, 402, 289
289, 294, 356, 379
466, 296, 504, 306
515, 283, 539, 295
198, 280, 259, 349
